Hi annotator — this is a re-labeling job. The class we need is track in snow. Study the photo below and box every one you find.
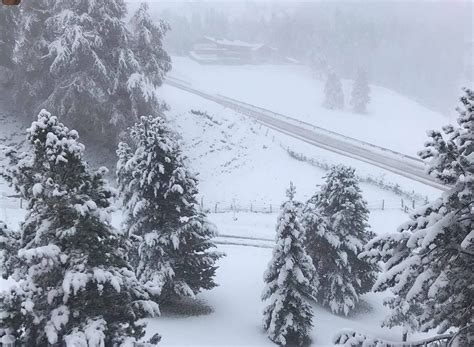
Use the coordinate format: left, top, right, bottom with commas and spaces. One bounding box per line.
165, 78, 446, 191
215, 234, 274, 249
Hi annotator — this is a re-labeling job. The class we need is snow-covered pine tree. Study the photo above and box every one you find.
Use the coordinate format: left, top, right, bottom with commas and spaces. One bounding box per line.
11, 0, 55, 115
262, 183, 316, 346
361, 88, 474, 343
350, 68, 370, 114
0, 110, 160, 345
44, 0, 171, 145
302, 165, 378, 316
0, 221, 19, 280
129, 2, 172, 117
44, 0, 132, 143
117, 115, 221, 303
323, 71, 344, 110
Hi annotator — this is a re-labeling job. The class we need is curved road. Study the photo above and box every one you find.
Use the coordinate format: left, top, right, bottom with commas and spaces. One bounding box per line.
165, 78, 446, 191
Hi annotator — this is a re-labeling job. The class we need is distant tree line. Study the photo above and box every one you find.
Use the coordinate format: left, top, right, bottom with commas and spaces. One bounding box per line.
159, 2, 470, 113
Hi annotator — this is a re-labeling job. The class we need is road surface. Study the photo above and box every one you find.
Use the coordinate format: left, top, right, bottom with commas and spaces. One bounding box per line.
165, 78, 446, 191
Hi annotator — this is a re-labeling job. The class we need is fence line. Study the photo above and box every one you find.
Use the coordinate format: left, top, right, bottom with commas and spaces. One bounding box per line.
201, 198, 415, 215
0, 195, 416, 217
283, 146, 429, 204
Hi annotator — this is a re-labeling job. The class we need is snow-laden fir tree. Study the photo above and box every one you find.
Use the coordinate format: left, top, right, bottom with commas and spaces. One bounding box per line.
11, 0, 55, 115
117, 115, 222, 303
44, 0, 171, 145
0, 110, 160, 346
262, 183, 316, 346
361, 88, 474, 344
129, 2, 172, 117
350, 68, 370, 114
302, 165, 378, 316
0, 221, 19, 280
323, 71, 344, 110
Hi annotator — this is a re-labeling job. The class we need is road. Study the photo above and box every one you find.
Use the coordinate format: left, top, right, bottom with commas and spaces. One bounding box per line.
164, 78, 447, 191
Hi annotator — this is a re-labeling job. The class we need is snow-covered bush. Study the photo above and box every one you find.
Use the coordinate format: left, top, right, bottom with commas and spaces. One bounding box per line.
262, 183, 316, 346
302, 165, 378, 315
0, 110, 160, 345
361, 88, 474, 341
350, 68, 370, 114
323, 71, 344, 110
117, 115, 222, 304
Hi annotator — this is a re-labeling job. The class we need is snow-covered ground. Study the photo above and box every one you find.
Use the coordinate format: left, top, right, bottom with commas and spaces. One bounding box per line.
160, 82, 441, 206
142, 213, 434, 346
169, 56, 453, 157
0, 65, 443, 345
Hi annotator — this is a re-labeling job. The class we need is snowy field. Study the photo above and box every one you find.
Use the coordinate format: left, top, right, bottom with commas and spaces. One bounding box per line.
0, 80, 442, 345
141, 212, 435, 346
169, 56, 454, 157
0, 205, 434, 346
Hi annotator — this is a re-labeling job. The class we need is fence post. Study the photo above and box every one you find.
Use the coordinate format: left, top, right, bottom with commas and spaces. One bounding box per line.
412, 200, 415, 209
250, 203, 253, 213
20, 198, 23, 209
214, 203, 218, 213
201, 196, 204, 208
382, 200, 385, 210
270, 204, 272, 213
401, 199, 404, 208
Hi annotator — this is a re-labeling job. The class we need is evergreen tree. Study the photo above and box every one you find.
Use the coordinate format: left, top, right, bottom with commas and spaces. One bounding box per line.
43, 0, 171, 145
362, 88, 474, 343
0, 221, 19, 280
323, 71, 344, 110
0, 110, 160, 345
12, 0, 55, 115
302, 165, 378, 316
117, 115, 221, 303
129, 2, 172, 117
350, 68, 370, 114
262, 183, 316, 346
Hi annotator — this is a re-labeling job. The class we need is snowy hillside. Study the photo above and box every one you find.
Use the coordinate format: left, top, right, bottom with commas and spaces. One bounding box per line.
160, 82, 441, 207
169, 56, 452, 157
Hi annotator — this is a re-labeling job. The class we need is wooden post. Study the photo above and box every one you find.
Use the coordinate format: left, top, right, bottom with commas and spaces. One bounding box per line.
382, 200, 385, 210
20, 198, 22, 209
250, 203, 253, 212
270, 204, 272, 213
214, 203, 218, 213
401, 199, 404, 208
412, 200, 415, 209
200, 196, 204, 208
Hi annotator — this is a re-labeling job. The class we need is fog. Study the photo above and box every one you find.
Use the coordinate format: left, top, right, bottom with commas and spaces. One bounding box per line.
131, 0, 472, 114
